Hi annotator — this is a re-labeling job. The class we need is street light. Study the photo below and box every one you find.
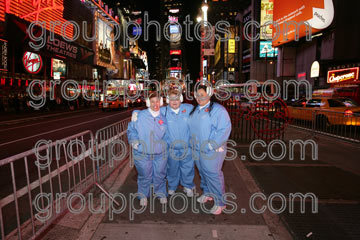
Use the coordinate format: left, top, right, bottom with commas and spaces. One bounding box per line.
201, 1, 208, 23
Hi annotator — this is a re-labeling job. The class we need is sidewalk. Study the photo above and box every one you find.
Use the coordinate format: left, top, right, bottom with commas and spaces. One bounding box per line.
39, 126, 360, 240
40, 156, 291, 240
238, 126, 360, 240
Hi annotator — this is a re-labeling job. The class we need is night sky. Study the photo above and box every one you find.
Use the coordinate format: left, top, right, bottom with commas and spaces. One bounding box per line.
107, 0, 202, 80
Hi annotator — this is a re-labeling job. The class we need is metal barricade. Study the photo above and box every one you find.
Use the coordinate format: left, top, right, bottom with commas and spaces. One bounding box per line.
0, 117, 133, 240
289, 108, 360, 143
0, 131, 95, 240
223, 99, 286, 143
93, 118, 131, 183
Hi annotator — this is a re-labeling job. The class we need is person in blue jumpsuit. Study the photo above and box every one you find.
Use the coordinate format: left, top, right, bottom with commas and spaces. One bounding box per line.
127, 93, 168, 206
188, 85, 232, 215
160, 89, 195, 197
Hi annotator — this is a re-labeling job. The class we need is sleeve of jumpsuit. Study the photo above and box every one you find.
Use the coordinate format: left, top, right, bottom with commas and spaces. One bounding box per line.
208, 106, 232, 150
127, 112, 139, 145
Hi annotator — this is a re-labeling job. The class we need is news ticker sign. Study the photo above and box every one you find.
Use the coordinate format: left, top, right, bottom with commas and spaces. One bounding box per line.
327, 67, 359, 84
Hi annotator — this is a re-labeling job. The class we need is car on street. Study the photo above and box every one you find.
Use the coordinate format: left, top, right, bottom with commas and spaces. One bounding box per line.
288, 97, 360, 127
98, 96, 128, 111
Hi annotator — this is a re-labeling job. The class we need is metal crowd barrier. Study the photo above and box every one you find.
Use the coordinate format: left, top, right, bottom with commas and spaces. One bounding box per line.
223, 99, 286, 143
289, 108, 360, 143
93, 118, 131, 183
0, 131, 94, 240
0, 117, 132, 240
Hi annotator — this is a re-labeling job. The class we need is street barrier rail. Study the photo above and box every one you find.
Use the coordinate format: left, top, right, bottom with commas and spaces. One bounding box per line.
0, 131, 95, 240
0, 117, 132, 240
289, 108, 360, 143
94, 118, 131, 183
222, 100, 286, 143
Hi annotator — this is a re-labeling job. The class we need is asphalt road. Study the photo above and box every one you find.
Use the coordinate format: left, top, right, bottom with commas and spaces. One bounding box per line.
0, 108, 135, 160
0, 107, 138, 237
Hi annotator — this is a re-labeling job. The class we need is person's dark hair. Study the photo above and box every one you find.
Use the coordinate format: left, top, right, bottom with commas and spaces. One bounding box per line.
148, 92, 160, 100
189, 85, 215, 116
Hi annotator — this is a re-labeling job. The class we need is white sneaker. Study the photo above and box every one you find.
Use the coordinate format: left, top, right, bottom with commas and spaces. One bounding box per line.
140, 198, 147, 206
160, 197, 167, 204
197, 195, 214, 203
168, 190, 175, 195
210, 205, 226, 215
183, 187, 194, 197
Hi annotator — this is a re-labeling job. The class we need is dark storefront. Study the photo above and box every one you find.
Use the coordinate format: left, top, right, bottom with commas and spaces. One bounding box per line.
0, 0, 96, 112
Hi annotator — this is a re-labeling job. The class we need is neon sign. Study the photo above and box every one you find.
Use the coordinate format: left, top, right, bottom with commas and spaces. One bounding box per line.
327, 67, 359, 84
0, 0, 73, 38
170, 50, 181, 55
23, 51, 42, 74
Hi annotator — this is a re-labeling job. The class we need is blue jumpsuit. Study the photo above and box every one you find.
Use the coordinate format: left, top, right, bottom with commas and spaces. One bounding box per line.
161, 103, 195, 192
188, 102, 231, 206
127, 109, 168, 198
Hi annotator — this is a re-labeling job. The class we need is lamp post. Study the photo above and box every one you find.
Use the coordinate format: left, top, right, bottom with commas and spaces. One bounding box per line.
199, 0, 208, 81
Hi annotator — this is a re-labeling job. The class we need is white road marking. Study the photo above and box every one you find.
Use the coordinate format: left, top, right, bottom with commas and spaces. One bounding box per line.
0, 108, 91, 125
0, 110, 132, 147
0, 112, 98, 132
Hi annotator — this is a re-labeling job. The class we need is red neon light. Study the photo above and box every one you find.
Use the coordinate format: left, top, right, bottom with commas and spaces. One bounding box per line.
10, 78, 13, 86
26, 80, 29, 86
91, 0, 118, 23
170, 67, 182, 70
0, 78, 5, 85
297, 72, 306, 78
18, 79, 21, 87
170, 50, 181, 55
0, 0, 73, 39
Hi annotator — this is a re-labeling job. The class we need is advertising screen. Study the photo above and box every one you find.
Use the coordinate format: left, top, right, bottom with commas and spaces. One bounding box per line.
132, 27, 142, 36
170, 25, 179, 34
98, 18, 113, 51
273, 0, 334, 46
259, 41, 278, 58
260, 0, 274, 40
52, 58, 66, 78
97, 15, 115, 66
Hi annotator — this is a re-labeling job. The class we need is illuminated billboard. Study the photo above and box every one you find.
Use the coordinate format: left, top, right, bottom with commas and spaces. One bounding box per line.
170, 25, 179, 34
273, 0, 334, 47
170, 50, 181, 55
259, 41, 278, 58
96, 13, 115, 69
23, 51, 42, 74
168, 16, 178, 22
0, 0, 73, 39
260, 0, 274, 40
133, 27, 142, 36
52, 58, 66, 79
327, 68, 359, 84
